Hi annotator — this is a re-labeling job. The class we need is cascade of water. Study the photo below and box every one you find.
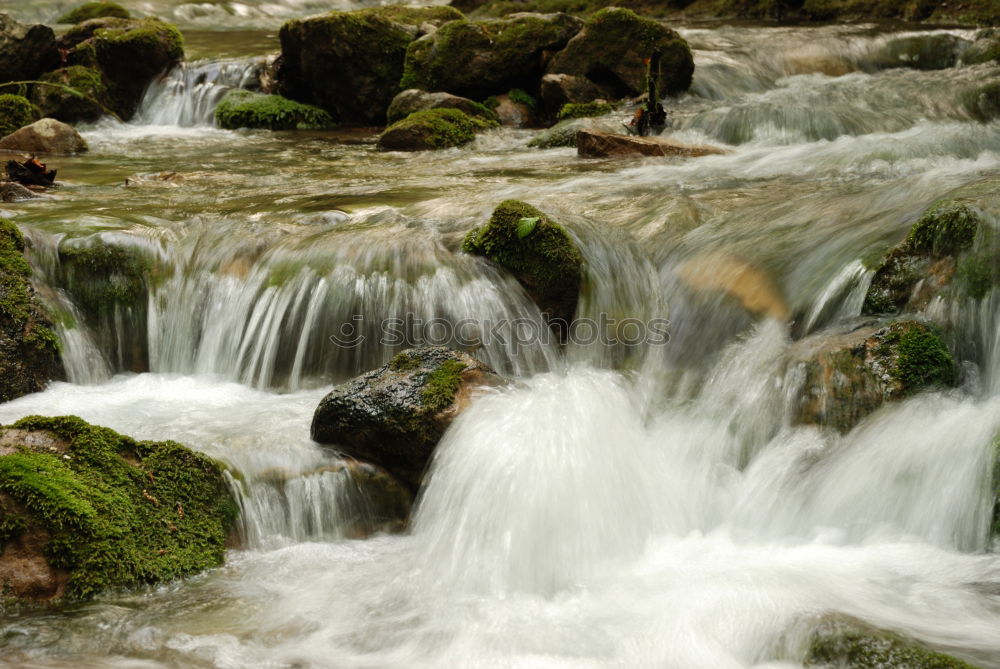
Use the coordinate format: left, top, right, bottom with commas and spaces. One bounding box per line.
134, 58, 266, 127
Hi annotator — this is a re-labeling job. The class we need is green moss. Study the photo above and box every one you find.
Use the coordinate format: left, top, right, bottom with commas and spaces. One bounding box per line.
0, 94, 40, 137
906, 201, 980, 257
557, 101, 612, 120
961, 81, 1000, 123
58, 241, 151, 318
32, 66, 112, 123
214, 90, 334, 131
955, 253, 996, 300
389, 351, 421, 372
0, 219, 33, 328
421, 360, 468, 411
357, 5, 464, 25
378, 107, 498, 151
0, 416, 237, 600
58, 2, 131, 23
807, 626, 978, 668
507, 88, 537, 110
93, 19, 184, 61
885, 322, 956, 390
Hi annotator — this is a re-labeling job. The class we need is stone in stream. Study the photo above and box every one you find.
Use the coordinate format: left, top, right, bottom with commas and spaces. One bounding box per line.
804, 616, 979, 668
488, 92, 539, 128
29, 66, 113, 124
311, 347, 503, 492
0, 182, 39, 202
0, 218, 63, 403
386, 89, 499, 125
377, 107, 498, 151
0, 416, 238, 602
0, 118, 88, 154
0, 13, 59, 85
213, 90, 334, 131
278, 6, 464, 126
792, 321, 956, 433
539, 73, 611, 117
57, 1, 131, 24
0, 94, 40, 138
577, 129, 726, 158
528, 115, 624, 149
962, 28, 1000, 65
874, 33, 969, 71
463, 200, 584, 333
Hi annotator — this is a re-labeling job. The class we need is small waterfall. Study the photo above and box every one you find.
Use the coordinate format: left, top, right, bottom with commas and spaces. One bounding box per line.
134, 58, 266, 127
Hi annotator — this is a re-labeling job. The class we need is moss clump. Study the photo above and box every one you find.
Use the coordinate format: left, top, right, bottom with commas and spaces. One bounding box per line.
906, 202, 979, 257
463, 200, 583, 325
890, 323, 956, 389
389, 351, 421, 372
0, 416, 237, 600
557, 101, 612, 120
421, 359, 468, 411
806, 622, 978, 668
377, 107, 498, 151
214, 90, 334, 131
58, 2, 131, 23
58, 241, 151, 319
507, 88, 537, 110
0, 94, 41, 138
31, 65, 112, 123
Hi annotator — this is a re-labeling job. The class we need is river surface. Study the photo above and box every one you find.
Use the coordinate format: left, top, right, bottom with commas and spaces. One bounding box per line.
2, 3, 1000, 667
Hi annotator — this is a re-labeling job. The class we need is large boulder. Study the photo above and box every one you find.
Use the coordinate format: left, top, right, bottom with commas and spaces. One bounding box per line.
57, 1, 131, 24
214, 90, 333, 130
59, 17, 184, 120
539, 72, 610, 116
792, 321, 956, 433
377, 108, 497, 151
0, 14, 59, 85
386, 88, 498, 125
875, 33, 969, 71
29, 65, 112, 123
0, 118, 88, 154
863, 200, 992, 315
546, 8, 693, 98
462, 200, 583, 329
0, 416, 237, 601
577, 129, 726, 158
400, 13, 583, 100
0, 219, 63, 403
962, 29, 1000, 65
311, 347, 503, 491
0, 94, 40, 137
278, 6, 464, 126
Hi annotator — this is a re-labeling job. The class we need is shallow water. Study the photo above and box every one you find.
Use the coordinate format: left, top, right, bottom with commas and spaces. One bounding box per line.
2, 8, 1000, 668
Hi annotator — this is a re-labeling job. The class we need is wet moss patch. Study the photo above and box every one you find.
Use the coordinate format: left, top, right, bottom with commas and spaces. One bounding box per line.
557, 101, 612, 120
0, 95, 41, 138
58, 2, 131, 24
214, 90, 334, 131
377, 108, 498, 151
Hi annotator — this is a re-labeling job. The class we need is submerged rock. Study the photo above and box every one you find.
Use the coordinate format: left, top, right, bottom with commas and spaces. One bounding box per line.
488, 92, 539, 128
962, 29, 1000, 65
463, 199, 583, 329
214, 90, 334, 130
311, 347, 502, 491
400, 13, 583, 100
546, 8, 693, 98
675, 250, 790, 321
0, 118, 88, 154
0, 219, 63, 403
30, 65, 112, 123
528, 115, 624, 148
57, 2, 131, 24
0, 13, 59, 85
875, 33, 968, 71
278, 6, 464, 126
577, 129, 726, 158
0, 182, 39, 202
377, 107, 497, 151
0, 416, 237, 601
793, 321, 956, 432
805, 617, 978, 668
0, 94, 40, 138
386, 89, 498, 125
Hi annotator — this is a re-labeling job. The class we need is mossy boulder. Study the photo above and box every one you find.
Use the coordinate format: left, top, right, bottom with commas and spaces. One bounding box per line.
59, 17, 184, 120
311, 347, 502, 492
278, 6, 463, 126
377, 107, 498, 151
863, 201, 989, 315
463, 200, 584, 329
557, 100, 613, 120
805, 618, 978, 668
528, 114, 624, 147
0, 416, 237, 602
0, 94, 40, 137
793, 321, 956, 433
540, 72, 610, 115
57, 2, 131, 24
546, 7, 693, 98
875, 33, 968, 71
386, 88, 498, 125
29, 66, 111, 123
962, 29, 1000, 65
0, 219, 63, 404
400, 13, 584, 100
0, 13, 59, 85
961, 81, 1000, 123
214, 90, 333, 130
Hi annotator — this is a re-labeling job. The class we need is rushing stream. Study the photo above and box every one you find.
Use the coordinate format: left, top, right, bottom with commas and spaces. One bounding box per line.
2, 4, 1000, 666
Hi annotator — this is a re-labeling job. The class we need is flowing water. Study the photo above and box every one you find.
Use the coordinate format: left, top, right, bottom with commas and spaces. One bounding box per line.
2, 5, 1000, 666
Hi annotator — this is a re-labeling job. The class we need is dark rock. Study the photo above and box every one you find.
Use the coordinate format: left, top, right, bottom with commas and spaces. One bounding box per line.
546, 8, 693, 98
377, 107, 498, 151
963, 28, 1000, 65
577, 129, 726, 158
875, 34, 969, 71
278, 6, 464, 126
386, 88, 498, 125
311, 347, 503, 491
0, 94, 40, 137
540, 73, 610, 116
400, 12, 583, 100
58, 2, 131, 24
491, 93, 538, 127
0, 118, 88, 154
0, 14, 59, 85
30, 66, 112, 123
805, 617, 979, 668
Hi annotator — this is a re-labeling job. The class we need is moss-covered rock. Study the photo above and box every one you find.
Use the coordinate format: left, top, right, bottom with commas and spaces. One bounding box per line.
528, 114, 624, 147
0, 13, 59, 85
0, 94, 40, 137
0, 416, 237, 601
310, 347, 502, 492
546, 7, 693, 98
377, 107, 498, 151
0, 219, 63, 404
540, 72, 610, 115
58, 2, 131, 24
463, 200, 584, 328
863, 201, 988, 315
214, 90, 333, 130
278, 6, 463, 126
875, 33, 968, 71
805, 618, 979, 668
59, 17, 184, 120
386, 88, 498, 125
400, 12, 583, 99
557, 100, 613, 120
488, 91, 540, 127
794, 321, 956, 432
29, 65, 111, 123
961, 81, 1000, 123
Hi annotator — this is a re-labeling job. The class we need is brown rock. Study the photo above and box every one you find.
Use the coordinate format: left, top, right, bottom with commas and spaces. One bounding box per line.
0, 182, 39, 201
0, 118, 88, 154
577, 129, 726, 158
492, 94, 538, 128
539, 73, 608, 115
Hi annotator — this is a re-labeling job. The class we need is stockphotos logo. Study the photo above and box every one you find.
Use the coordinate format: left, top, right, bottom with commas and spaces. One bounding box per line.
329, 314, 670, 349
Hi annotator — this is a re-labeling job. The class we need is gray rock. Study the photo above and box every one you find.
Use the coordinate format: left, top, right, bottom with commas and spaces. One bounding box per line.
0, 118, 88, 154
386, 89, 497, 125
